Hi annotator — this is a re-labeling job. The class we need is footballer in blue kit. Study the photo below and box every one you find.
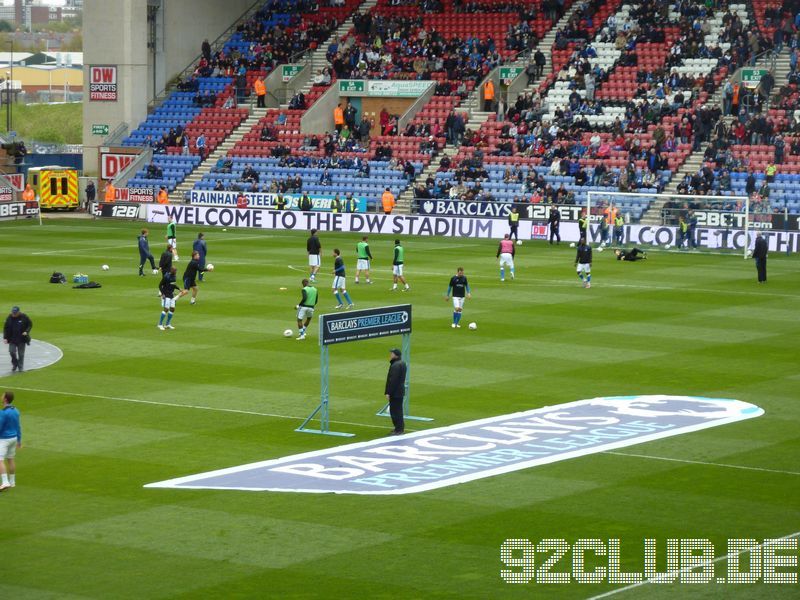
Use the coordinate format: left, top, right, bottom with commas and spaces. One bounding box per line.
332, 249, 354, 309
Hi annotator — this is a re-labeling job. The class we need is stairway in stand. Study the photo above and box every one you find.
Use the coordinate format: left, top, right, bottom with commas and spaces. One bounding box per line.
282, 0, 379, 108
170, 107, 268, 202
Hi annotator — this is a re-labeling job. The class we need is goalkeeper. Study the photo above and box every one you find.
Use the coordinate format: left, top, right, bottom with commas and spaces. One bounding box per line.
615, 248, 647, 261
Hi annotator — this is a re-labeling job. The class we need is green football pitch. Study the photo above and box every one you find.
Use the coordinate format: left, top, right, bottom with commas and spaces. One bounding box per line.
1, 217, 799, 599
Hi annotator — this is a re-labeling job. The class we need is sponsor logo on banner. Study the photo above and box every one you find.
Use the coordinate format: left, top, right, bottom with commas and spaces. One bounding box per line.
190, 190, 366, 213
89, 65, 118, 101
101, 152, 137, 179
124, 187, 155, 203
0, 186, 13, 202
321, 305, 411, 345
531, 224, 548, 239
693, 209, 799, 231
5, 174, 23, 192
145, 395, 764, 494
418, 199, 517, 218
92, 202, 140, 219
0, 202, 39, 218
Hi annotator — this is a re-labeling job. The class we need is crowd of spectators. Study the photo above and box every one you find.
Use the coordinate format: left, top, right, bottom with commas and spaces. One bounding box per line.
337, 12, 510, 83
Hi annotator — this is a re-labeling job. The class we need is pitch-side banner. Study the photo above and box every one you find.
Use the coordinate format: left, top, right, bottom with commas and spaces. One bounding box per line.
147, 204, 529, 239
0, 201, 39, 220
146, 204, 800, 251
190, 189, 367, 213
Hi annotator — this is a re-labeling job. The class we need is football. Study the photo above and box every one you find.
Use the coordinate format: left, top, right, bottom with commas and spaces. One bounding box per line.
516, 240, 522, 246
283, 329, 293, 337
569, 242, 576, 248
468, 322, 477, 330
597, 246, 604, 253
102, 264, 109, 271
665, 244, 672, 249
152, 269, 159, 275
206, 263, 215, 271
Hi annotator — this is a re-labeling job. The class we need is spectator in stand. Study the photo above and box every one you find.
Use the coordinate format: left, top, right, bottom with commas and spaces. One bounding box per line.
254, 77, 266, 108
534, 49, 546, 78
333, 103, 345, 133
483, 79, 495, 112
381, 188, 396, 214
195, 133, 206, 160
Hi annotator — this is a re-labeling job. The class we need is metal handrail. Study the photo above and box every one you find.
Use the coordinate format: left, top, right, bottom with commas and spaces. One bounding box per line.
147, 0, 264, 110
102, 122, 129, 147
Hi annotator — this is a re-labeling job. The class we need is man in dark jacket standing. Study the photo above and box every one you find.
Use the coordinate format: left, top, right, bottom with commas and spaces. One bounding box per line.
753, 232, 767, 283
3, 307, 32, 372
138, 229, 157, 276
385, 348, 407, 435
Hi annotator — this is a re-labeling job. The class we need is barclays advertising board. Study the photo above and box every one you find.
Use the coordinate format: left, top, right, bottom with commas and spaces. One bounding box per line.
320, 304, 411, 345
146, 395, 763, 495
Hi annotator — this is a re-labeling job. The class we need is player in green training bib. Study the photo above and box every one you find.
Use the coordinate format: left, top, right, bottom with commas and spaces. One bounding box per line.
391, 239, 409, 291
295, 279, 318, 340
355, 236, 373, 284
166, 215, 179, 261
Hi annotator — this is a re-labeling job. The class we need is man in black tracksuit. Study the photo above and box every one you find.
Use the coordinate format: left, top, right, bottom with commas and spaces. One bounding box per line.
548, 206, 561, 244
753, 232, 768, 283
3, 306, 32, 372
385, 348, 407, 435
159, 245, 173, 276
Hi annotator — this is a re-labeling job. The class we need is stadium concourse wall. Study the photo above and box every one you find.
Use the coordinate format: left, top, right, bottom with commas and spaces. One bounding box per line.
140, 204, 800, 252
82, 0, 257, 176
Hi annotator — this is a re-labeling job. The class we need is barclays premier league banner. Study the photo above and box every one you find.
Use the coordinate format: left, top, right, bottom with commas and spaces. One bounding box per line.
190, 189, 367, 213
146, 395, 763, 495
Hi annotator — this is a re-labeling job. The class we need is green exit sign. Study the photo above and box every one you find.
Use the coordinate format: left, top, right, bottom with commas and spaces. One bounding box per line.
499, 67, 523, 81
92, 124, 109, 136
338, 80, 365, 93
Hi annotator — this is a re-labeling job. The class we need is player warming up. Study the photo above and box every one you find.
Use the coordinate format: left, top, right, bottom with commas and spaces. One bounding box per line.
295, 278, 318, 340
166, 215, 179, 261
355, 236, 373, 284
158, 266, 187, 330
615, 248, 647, 261
183, 251, 209, 305
332, 249, 354, 309
307, 229, 321, 282
575, 237, 593, 288
445, 267, 471, 328
497, 234, 515, 281
391, 239, 410, 291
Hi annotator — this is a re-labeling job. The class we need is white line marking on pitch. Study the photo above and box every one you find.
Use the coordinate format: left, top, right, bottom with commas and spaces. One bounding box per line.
585, 531, 800, 599
30, 234, 265, 255
286, 265, 799, 299
11, 385, 398, 431
604, 451, 800, 477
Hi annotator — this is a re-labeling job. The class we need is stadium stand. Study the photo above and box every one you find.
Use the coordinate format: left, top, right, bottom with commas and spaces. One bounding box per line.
115, 0, 800, 226
412, 0, 788, 224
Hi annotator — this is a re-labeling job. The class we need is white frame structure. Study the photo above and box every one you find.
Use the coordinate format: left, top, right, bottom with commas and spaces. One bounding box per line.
587, 190, 751, 258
